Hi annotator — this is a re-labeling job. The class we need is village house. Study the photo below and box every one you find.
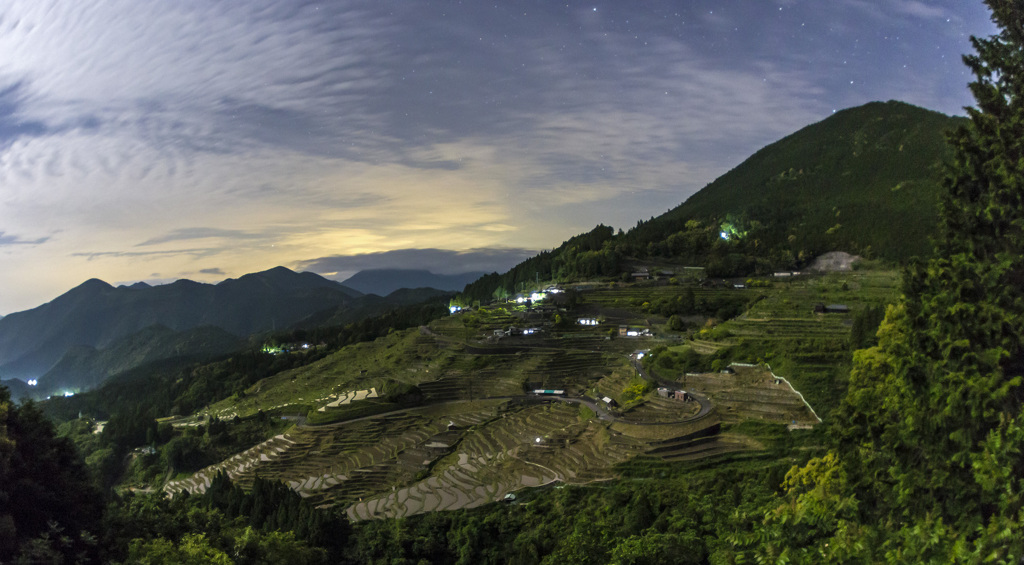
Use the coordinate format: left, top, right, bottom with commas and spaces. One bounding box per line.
657, 387, 690, 402
814, 303, 850, 314
632, 267, 651, 281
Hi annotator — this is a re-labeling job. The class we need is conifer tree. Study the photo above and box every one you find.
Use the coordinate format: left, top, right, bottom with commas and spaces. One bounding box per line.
843, 0, 1024, 527
736, 2, 1024, 561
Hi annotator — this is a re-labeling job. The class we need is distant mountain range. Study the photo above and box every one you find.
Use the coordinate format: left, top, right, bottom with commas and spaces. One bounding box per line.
39, 325, 246, 395
0, 267, 367, 394
340, 269, 485, 296
0, 266, 466, 398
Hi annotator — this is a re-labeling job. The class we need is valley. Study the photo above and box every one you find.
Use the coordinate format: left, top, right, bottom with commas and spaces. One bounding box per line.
156, 266, 886, 520
0, 1, 1019, 560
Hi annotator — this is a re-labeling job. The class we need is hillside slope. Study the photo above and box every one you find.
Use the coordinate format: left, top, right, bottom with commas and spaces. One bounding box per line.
39, 325, 245, 394
461, 101, 962, 302
0, 267, 361, 383
630, 100, 961, 262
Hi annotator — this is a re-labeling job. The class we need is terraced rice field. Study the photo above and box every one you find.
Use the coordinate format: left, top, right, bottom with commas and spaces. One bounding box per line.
582, 284, 745, 310
347, 402, 646, 520
694, 270, 900, 415
161, 272, 876, 522
413, 350, 530, 401
673, 365, 818, 425
165, 400, 505, 504
644, 430, 760, 462
619, 397, 701, 423
521, 349, 614, 392
317, 388, 378, 411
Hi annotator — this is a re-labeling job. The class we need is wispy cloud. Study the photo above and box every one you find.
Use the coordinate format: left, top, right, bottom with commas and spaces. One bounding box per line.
295, 247, 539, 277
0, 0, 397, 183
894, 1, 952, 20
0, 231, 48, 246
0, 0, 996, 314
837, 0, 956, 24
136, 228, 272, 247
71, 248, 222, 261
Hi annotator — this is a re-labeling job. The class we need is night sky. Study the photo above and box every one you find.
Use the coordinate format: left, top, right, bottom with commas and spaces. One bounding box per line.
0, 1, 997, 314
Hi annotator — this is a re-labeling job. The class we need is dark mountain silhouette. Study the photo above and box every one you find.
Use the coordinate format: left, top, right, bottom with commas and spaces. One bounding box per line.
38, 325, 245, 395
340, 269, 485, 296
0, 267, 361, 386
292, 287, 454, 330
0, 378, 30, 401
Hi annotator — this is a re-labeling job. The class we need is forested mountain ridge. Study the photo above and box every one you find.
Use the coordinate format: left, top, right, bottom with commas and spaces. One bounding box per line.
37, 325, 246, 396
0, 267, 361, 387
459, 101, 961, 303
629, 100, 960, 262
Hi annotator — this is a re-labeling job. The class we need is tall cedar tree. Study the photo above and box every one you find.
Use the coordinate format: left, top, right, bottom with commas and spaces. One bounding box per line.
734, 2, 1024, 562
0, 387, 103, 562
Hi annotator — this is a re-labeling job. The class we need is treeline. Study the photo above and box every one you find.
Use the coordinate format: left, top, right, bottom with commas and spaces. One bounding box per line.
98, 473, 346, 564
2, 381, 352, 564
459, 216, 851, 307
344, 458, 797, 565
0, 387, 103, 563
460, 225, 618, 303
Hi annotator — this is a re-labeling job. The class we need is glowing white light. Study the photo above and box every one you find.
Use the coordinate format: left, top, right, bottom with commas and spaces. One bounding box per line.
535, 437, 541, 443
720, 231, 729, 240
64, 391, 75, 397
27, 379, 38, 386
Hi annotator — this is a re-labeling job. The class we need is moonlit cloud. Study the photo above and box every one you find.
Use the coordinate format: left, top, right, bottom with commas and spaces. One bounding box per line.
895, 1, 954, 20
295, 248, 540, 280
0, 0, 998, 314
136, 228, 275, 247
0, 231, 48, 246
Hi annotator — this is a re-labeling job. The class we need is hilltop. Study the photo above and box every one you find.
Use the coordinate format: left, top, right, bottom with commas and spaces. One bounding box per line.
631, 100, 960, 262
